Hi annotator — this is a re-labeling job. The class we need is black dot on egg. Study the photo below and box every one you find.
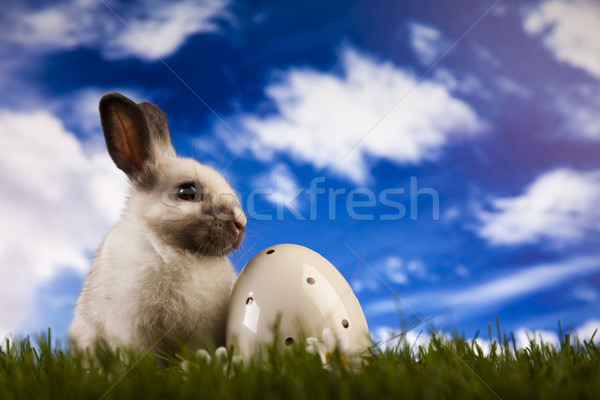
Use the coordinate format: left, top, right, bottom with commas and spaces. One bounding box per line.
306, 277, 315, 285
266, 249, 275, 254
246, 297, 253, 305
342, 319, 349, 329
285, 337, 295, 346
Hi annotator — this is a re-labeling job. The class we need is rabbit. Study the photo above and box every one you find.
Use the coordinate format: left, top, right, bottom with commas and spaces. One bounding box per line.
69, 93, 246, 356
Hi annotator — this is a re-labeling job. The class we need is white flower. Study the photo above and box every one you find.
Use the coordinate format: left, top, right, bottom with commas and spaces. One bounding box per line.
305, 328, 366, 370
180, 346, 242, 375
195, 348, 212, 363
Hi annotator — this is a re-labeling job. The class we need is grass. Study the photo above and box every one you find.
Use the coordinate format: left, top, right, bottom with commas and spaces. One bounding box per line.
1, 326, 599, 400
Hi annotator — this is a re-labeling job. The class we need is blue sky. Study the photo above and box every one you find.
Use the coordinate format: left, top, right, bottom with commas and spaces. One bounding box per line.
1, 0, 600, 347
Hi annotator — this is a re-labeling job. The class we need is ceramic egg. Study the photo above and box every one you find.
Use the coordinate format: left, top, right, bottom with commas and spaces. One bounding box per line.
226, 243, 370, 359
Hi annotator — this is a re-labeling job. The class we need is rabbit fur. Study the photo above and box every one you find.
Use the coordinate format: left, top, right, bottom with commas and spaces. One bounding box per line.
69, 93, 246, 355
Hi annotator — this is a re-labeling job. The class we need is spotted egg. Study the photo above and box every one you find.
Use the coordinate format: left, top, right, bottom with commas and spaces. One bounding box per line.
226, 244, 370, 359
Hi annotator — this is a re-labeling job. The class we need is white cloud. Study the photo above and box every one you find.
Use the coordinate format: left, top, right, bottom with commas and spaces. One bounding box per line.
373, 318, 599, 354
523, 0, 600, 79
241, 47, 486, 183
446, 256, 599, 307
364, 298, 399, 316
442, 206, 461, 222
493, 76, 532, 98
470, 338, 495, 356
472, 44, 502, 69
0, 331, 11, 352
0, 110, 127, 336
515, 328, 560, 349
384, 256, 408, 285
351, 277, 378, 293
49, 87, 147, 140
431, 69, 487, 97
192, 137, 221, 158
575, 319, 600, 342
373, 326, 432, 353
5, 0, 229, 60
366, 256, 600, 316
104, 0, 228, 60
251, 163, 303, 209
554, 84, 600, 141
572, 285, 599, 303
406, 259, 432, 281
352, 255, 437, 295
470, 330, 560, 354
409, 22, 447, 66
477, 168, 600, 246
370, 256, 436, 287
454, 264, 470, 278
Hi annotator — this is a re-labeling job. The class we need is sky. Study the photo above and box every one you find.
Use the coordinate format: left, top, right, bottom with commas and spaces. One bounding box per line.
1, 0, 600, 349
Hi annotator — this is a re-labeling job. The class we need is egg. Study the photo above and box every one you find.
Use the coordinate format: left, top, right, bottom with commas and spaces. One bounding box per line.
226, 243, 370, 359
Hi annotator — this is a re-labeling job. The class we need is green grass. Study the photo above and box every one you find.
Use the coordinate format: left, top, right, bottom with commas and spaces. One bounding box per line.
1, 327, 599, 400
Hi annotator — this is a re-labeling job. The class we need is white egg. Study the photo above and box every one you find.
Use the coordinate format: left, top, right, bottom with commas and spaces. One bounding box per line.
226, 243, 370, 359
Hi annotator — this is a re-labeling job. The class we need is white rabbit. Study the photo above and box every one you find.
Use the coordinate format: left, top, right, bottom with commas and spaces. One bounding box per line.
69, 93, 246, 355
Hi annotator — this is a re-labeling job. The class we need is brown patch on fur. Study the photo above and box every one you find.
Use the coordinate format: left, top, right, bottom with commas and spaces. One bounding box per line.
148, 199, 245, 256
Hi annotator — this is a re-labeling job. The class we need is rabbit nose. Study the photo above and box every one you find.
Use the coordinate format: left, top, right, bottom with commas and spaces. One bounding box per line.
234, 219, 245, 232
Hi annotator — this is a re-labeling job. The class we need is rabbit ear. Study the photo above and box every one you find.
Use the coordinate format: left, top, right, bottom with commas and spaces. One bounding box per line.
138, 101, 176, 159
99, 93, 151, 179
99, 93, 172, 185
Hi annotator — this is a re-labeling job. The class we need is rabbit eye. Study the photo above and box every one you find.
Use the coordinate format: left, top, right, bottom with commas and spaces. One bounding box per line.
177, 183, 202, 201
